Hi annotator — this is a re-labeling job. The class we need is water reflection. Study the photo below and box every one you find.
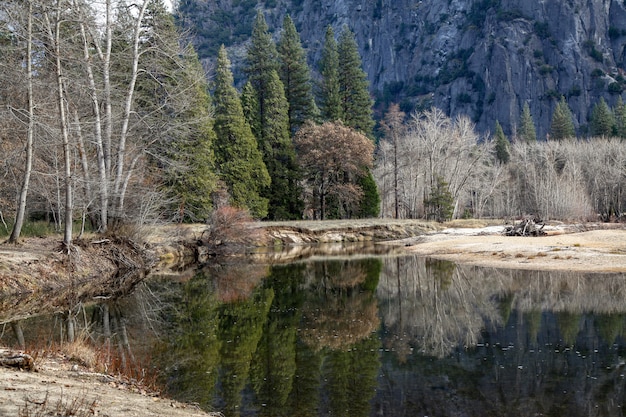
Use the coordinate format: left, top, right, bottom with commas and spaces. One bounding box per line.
4, 253, 626, 416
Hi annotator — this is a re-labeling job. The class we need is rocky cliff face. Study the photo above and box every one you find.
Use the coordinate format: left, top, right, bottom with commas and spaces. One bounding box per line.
178, 0, 626, 138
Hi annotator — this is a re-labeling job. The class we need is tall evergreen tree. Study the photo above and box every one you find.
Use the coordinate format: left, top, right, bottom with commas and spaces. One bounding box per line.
318, 25, 341, 122
337, 25, 375, 138
213, 45, 270, 218
241, 81, 261, 140
277, 15, 318, 134
517, 102, 537, 142
166, 48, 218, 221
245, 10, 279, 121
590, 97, 615, 137
260, 70, 303, 220
549, 96, 576, 140
494, 120, 510, 164
614, 96, 626, 139
246, 11, 302, 219
136, 0, 218, 221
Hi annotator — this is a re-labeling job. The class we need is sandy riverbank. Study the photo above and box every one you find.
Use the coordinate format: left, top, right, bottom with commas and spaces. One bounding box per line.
404, 224, 626, 272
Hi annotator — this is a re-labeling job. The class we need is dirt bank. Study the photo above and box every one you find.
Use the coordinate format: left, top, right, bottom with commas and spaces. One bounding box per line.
0, 348, 215, 417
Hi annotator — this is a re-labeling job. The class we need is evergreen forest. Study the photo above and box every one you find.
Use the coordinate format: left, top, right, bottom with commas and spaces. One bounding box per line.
1, 0, 625, 245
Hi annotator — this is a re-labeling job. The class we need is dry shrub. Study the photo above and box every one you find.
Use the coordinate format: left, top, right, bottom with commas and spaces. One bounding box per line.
18, 391, 97, 417
202, 206, 265, 254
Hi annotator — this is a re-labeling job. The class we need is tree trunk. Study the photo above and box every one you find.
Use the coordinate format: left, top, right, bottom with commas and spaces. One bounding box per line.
46, 0, 73, 246
9, 0, 34, 243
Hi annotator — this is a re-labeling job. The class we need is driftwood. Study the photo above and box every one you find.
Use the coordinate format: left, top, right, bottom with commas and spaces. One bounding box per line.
503, 218, 546, 236
0, 352, 35, 371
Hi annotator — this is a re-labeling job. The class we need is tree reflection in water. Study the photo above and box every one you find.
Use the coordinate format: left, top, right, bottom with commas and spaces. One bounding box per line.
8, 253, 626, 416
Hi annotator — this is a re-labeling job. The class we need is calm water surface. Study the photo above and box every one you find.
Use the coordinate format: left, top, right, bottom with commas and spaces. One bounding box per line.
5, 250, 626, 416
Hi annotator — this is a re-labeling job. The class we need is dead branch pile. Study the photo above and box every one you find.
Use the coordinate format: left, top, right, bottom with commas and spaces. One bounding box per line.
503, 218, 546, 236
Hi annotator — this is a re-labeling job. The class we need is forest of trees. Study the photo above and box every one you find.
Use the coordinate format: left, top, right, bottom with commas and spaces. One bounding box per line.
1, 0, 626, 246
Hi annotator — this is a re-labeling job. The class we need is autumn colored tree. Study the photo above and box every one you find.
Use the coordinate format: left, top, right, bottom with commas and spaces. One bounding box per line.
295, 121, 375, 219
277, 15, 318, 134
213, 46, 270, 218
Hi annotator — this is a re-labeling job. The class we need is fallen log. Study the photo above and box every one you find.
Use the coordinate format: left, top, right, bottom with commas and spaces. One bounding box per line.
503, 218, 546, 236
0, 352, 35, 371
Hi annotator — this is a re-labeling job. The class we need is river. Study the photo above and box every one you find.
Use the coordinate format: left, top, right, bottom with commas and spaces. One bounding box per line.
3, 248, 626, 416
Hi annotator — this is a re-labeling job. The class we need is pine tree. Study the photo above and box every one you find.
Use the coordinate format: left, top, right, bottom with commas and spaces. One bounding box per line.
337, 25, 375, 138
166, 47, 218, 221
517, 102, 537, 142
549, 96, 576, 140
318, 25, 341, 122
277, 15, 318, 134
136, 0, 218, 221
245, 10, 279, 119
590, 97, 615, 137
614, 96, 626, 139
260, 70, 303, 220
241, 81, 261, 140
246, 11, 302, 219
213, 45, 270, 218
357, 171, 381, 218
494, 120, 510, 164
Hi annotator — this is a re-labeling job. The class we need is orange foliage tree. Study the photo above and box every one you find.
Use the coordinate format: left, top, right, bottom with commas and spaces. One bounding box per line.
294, 121, 374, 219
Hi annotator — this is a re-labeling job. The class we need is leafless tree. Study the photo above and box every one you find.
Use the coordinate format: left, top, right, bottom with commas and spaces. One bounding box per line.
375, 108, 489, 219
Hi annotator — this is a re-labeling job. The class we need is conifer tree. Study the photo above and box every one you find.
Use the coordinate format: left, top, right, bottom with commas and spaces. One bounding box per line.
549, 96, 576, 140
137, 0, 218, 221
241, 81, 261, 140
590, 97, 615, 137
337, 25, 375, 137
517, 102, 537, 142
318, 25, 341, 122
246, 11, 302, 219
357, 171, 381, 218
245, 10, 279, 119
213, 45, 270, 218
166, 48, 218, 221
260, 70, 303, 220
277, 15, 318, 134
494, 120, 510, 164
614, 96, 626, 139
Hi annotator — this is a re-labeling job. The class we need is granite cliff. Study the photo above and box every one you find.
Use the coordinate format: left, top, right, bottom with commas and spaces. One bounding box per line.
177, 0, 626, 138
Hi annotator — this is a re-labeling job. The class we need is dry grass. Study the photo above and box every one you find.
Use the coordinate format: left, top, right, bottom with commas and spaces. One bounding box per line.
18, 391, 97, 417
